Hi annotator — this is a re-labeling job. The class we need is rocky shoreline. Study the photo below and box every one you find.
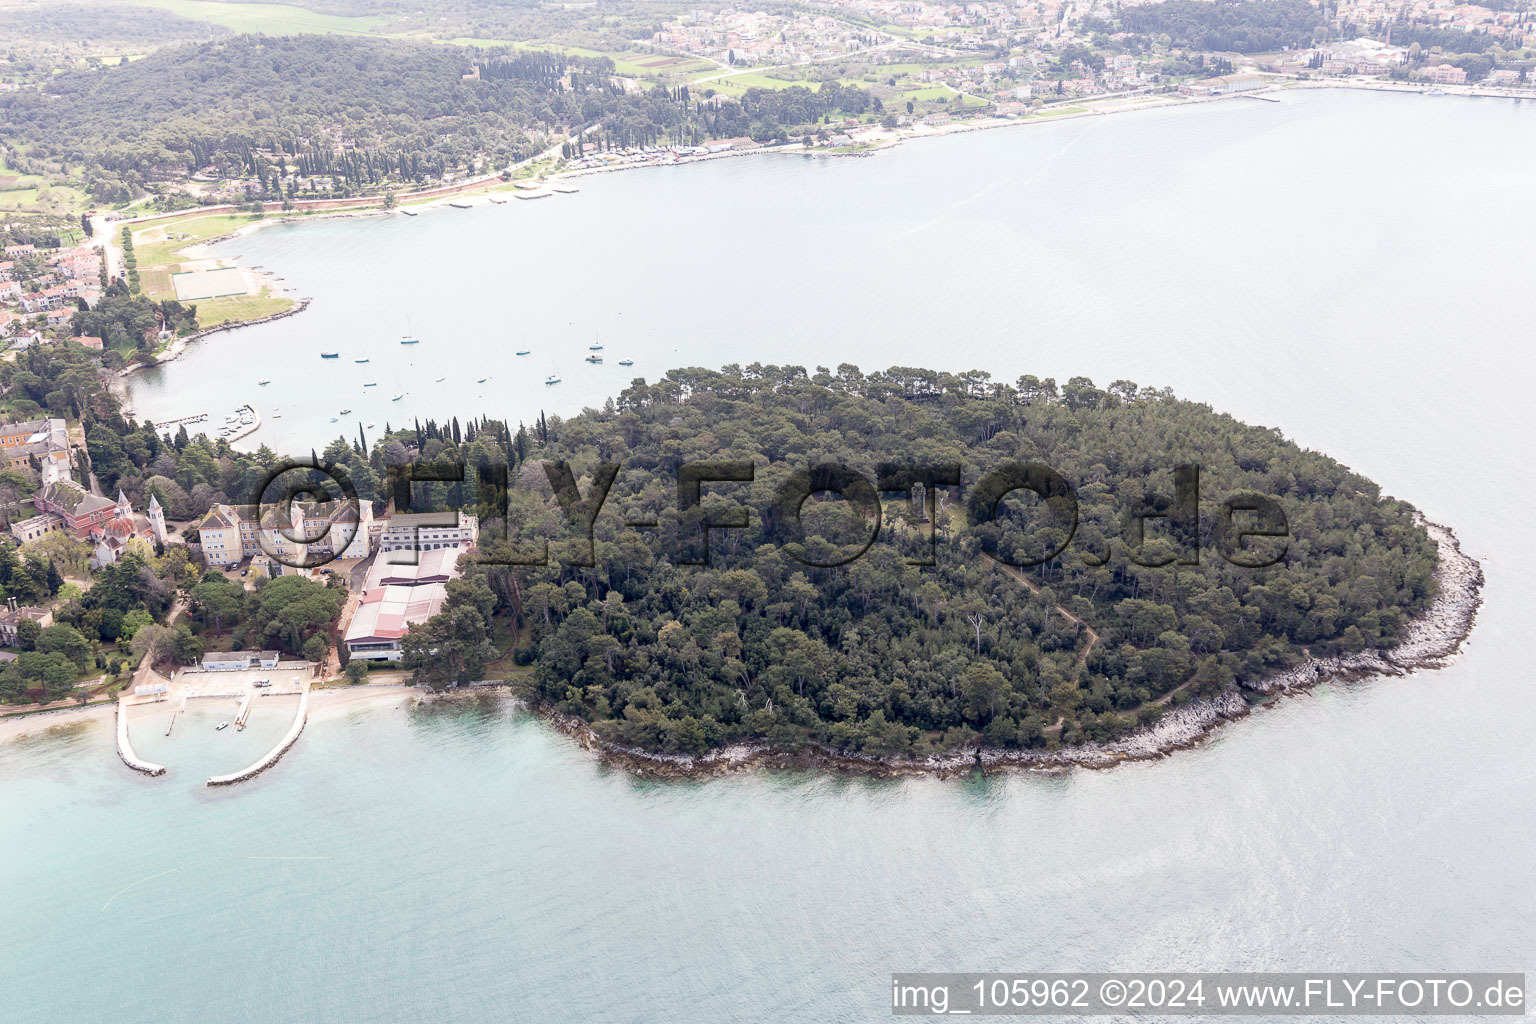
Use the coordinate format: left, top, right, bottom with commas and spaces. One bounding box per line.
506, 515, 1482, 779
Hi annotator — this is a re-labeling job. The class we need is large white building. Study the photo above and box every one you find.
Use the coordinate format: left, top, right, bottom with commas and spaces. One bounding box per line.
376, 511, 478, 556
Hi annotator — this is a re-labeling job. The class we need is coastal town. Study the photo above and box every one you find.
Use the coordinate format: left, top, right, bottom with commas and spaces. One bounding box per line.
0, 406, 486, 783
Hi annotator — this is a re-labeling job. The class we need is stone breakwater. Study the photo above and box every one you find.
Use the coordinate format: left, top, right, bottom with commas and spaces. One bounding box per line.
517, 516, 1483, 779
116, 701, 166, 777
206, 687, 309, 786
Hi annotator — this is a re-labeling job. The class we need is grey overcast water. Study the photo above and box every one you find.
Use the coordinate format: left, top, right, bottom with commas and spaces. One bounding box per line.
6, 88, 1535, 1022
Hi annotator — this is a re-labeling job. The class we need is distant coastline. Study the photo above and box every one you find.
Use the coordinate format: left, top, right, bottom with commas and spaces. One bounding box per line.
113, 80, 1518, 413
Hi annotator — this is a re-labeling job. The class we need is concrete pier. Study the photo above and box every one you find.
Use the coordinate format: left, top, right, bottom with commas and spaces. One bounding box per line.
206, 685, 308, 786
116, 699, 166, 777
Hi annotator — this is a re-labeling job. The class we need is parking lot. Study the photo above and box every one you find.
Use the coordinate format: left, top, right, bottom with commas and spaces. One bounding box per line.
169, 666, 310, 698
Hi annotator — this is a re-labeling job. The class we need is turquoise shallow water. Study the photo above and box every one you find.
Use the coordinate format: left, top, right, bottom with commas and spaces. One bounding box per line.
6, 89, 1535, 1022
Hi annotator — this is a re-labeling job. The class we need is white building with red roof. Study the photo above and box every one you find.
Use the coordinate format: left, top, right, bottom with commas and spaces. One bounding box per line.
344, 584, 449, 662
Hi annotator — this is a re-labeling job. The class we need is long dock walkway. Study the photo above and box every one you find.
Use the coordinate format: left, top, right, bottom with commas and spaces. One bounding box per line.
206, 683, 309, 786
116, 697, 166, 776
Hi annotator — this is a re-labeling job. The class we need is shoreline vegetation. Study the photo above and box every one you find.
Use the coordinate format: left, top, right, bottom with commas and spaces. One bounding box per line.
518, 515, 1481, 778
109, 79, 1511, 397
0, 521, 1481, 778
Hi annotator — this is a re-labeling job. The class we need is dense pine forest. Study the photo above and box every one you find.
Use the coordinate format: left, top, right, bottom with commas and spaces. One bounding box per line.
1106, 0, 1325, 52
420, 365, 1439, 758
0, 353, 1441, 755
0, 34, 875, 194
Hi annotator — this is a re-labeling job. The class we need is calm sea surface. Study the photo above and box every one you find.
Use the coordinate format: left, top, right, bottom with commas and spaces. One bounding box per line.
7, 89, 1535, 1022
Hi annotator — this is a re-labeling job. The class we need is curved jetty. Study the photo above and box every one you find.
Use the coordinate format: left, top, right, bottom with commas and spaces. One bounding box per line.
116, 699, 166, 776
206, 685, 309, 786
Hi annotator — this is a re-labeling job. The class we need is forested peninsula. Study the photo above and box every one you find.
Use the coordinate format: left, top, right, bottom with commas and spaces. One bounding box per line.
409, 365, 1470, 765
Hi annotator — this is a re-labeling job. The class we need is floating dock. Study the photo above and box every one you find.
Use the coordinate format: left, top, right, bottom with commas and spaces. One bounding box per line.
549, 184, 580, 194
155, 412, 208, 429
165, 696, 186, 736
514, 189, 554, 200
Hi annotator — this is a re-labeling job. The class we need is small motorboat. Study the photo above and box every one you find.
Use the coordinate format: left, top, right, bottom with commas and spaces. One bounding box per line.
476, 376, 489, 383
585, 354, 602, 364
434, 376, 446, 382
515, 349, 530, 356
363, 381, 377, 387
618, 359, 634, 366
391, 392, 404, 401
329, 416, 339, 423
400, 337, 420, 345
355, 358, 370, 363
258, 379, 271, 385
367, 422, 375, 428
545, 374, 561, 385
215, 721, 229, 731
320, 352, 340, 359
339, 408, 352, 415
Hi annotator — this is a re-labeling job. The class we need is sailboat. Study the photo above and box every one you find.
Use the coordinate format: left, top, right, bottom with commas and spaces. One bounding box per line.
545, 374, 561, 385
589, 333, 604, 351
400, 315, 420, 345
618, 359, 634, 367
355, 357, 370, 364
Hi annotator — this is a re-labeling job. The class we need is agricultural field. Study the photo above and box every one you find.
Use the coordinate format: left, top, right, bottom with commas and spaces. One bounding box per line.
887, 84, 990, 111
704, 70, 818, 96
126, 0, 388, 36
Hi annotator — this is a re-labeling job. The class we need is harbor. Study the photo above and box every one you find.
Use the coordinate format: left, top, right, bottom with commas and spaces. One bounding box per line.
217, 403, 260, 446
